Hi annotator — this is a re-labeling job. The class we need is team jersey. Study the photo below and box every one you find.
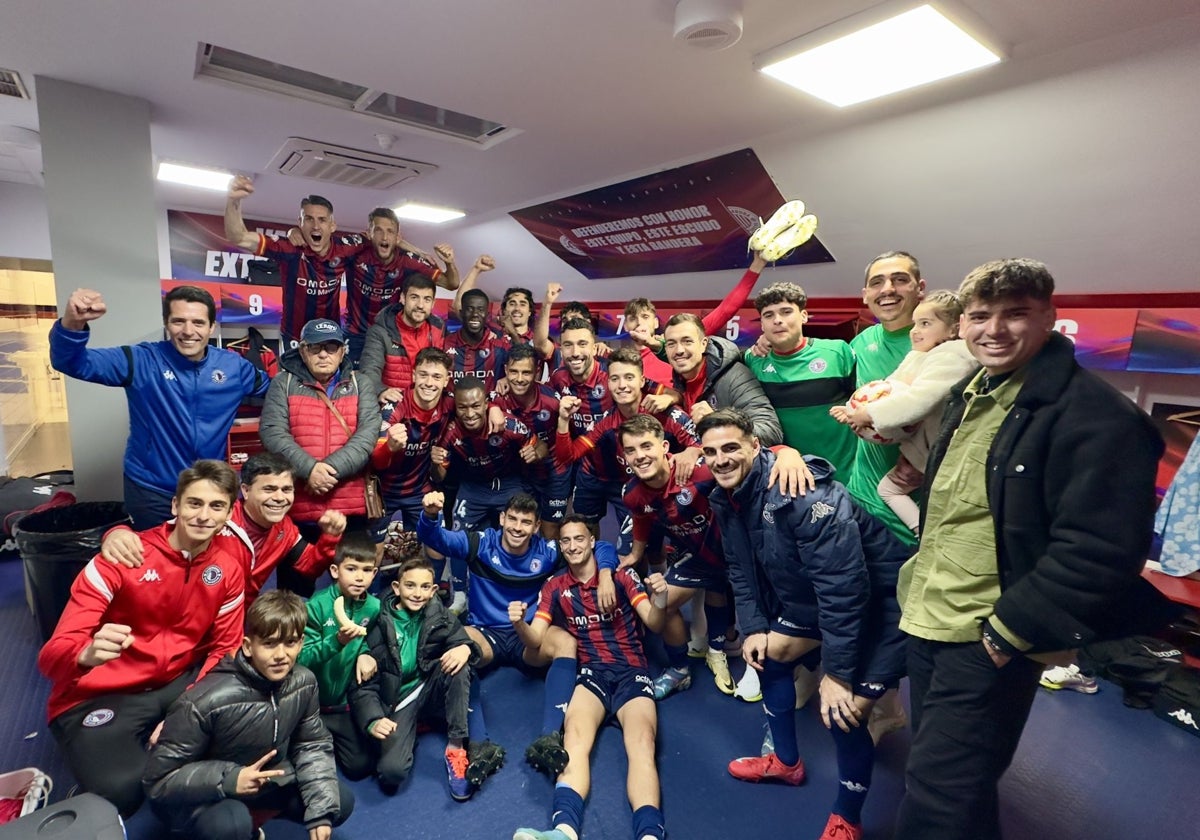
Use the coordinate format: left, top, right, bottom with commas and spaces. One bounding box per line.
848, 323, 916, 544
345, 247, 441, 337
624, 461, 724, 571
537, 567, 649, 668
445, 326, 509, 396
549, 357, 667, 438
254, 233, 367, 344
495, 385, 561, 480
744, 337, 858, 478
372, 390, 456, 505
437, 413, 536, 484
555, 406, 698, 483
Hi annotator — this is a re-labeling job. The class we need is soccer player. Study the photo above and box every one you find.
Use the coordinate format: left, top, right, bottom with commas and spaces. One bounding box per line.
343, 207, 458, 364
511, 516, 669, 840
699, 409, 909, 840
745, 281, 858, 477
359, 273, 448, 398
38, 460, 246, 817
49, 285, 270, 529
446, 284, 509, 397
225, 175, 367, 348
416, 492, 618, 786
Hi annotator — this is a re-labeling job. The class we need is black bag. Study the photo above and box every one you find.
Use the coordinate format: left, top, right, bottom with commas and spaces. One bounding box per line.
1153, 667, 1200, 738
1078, 635, 1184, 709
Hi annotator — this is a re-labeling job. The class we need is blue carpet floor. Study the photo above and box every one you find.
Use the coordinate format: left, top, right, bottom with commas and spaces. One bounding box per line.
3, 554, 1198, 839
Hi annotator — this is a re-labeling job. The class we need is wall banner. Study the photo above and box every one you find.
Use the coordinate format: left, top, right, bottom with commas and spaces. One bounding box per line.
508, 148, 835, 279
167, 209, 292, 283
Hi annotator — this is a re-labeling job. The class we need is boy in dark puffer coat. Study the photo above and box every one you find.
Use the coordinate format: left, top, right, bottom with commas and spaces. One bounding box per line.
144, 590, 353, 840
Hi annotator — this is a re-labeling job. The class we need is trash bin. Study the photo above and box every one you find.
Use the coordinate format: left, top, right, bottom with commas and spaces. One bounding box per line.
13, 502, 130, 642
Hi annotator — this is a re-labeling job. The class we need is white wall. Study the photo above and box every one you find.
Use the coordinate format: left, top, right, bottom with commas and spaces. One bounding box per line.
0, 182, 52, 261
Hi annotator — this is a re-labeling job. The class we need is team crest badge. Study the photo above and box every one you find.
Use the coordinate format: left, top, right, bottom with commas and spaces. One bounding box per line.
479, 348, 490, 359
83, 709, 115, 728
763, 502, 776, 525
676, 487, 694, 506
591, 385, 605, 399
329, 258, 342, 268
201, 565, 223, 586
530, 559, 543, 573
488, 435, 503, 447
536, 410, 551, 423
211, 369, 227, 383
808, 359, 827, 374
388, 270, 399, 280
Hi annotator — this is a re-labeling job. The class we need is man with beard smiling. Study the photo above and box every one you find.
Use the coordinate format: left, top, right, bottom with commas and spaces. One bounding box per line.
698, 409, 909, 840
99, 452, 347, 604
360, 273, 447, 399
49, 285, 270, 529
38, 460, 247, 818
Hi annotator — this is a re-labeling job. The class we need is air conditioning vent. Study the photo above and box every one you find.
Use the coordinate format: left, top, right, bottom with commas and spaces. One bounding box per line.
0, 69, 30, 100
196, 44, 519, 149
267, 138, 437, 189
0, 125, 42, 186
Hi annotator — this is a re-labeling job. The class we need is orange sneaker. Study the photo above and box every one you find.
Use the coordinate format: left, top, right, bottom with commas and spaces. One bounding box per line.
817, 814, 863, 840
727, 752, 806, 785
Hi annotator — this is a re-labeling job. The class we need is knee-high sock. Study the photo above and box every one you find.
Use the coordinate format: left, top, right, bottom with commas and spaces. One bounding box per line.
830, 719, 875, 823
665, 642, 690, 670
542, 657, 576, 734
704, 600, 728, 648
551, 784, 585, 837
466, 672, 488, 742
761, 657, 799, 766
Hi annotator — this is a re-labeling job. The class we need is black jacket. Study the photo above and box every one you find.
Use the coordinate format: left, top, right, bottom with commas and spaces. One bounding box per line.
349, 594, 480, 731
143, 652, 339, 831
672, 336, 782, 446
709, 451, 910, 681
924, 332, 1170, 652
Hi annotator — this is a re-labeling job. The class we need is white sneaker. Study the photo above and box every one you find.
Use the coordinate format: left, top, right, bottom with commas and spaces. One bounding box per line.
448, 590, 468, 617
747, 200, 819, 261
1040, 664, 1099, 694
734, 664, 762, 703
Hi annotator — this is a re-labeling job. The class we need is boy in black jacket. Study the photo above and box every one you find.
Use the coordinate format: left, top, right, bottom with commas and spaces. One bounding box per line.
350, 555, 482, 800
144, 589, 354, 840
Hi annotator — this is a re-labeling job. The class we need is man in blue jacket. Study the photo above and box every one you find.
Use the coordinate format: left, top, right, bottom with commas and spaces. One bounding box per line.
50, 285, 269, 528
698, 408, 909, 840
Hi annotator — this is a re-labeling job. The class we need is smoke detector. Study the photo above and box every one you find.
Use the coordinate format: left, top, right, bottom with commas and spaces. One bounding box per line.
674, 0, 744, 51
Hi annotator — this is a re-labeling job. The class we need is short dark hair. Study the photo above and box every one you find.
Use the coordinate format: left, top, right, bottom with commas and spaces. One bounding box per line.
502, 288, 534, 310
754, 282, 808, 313
696, 407, 756, 442
368, 207, 399, 227
395, 555, 436, 582
454, 375, 486, 397
624, 297, 655, 318
245, 589, 306, 641
176, 459, 239, 504
607, 347, 643, 373
664, 312, 705, 334
559, 316, 595, 337
163, 286, 216, 325
240, 452, 294, 488
504, 342, 538, 369
461, 289, 490, 309
561, 301, 592, 322
559, 513, 592, 532
504, 491, 541, 519
958, 258, 1055, 305
414, 346, 452, 371
334, 531, 379, 569
864, 250, 921, 285
300, 195, 334, 214
401, 274, 436, 297
619, 413, 665, 445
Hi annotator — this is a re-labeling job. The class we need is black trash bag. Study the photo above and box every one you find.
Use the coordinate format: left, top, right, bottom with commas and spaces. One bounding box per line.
13, 502, 130, 642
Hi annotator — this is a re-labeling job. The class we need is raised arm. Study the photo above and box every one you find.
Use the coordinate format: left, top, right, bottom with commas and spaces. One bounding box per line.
224, 175, 261, 252
434, 243, 462, 291
450, 254, 494, 317
701, 252, 767, 335
532, 283, 562, 359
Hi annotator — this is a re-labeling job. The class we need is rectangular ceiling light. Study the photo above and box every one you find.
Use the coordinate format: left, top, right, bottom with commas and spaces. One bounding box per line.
393, 203, 465, 224
757, 4, 1001, 107
157, 162, 233, 191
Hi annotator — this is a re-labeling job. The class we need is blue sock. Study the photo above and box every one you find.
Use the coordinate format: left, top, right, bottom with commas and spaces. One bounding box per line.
467, 673, 488, 742
550, 783, 585, 835
761, 657, 799, 766
704, 601, 727, 648
542, 658, 575, 734
632, 804, 666, 840
830, 719, 874, 823
665, 643, 690, 670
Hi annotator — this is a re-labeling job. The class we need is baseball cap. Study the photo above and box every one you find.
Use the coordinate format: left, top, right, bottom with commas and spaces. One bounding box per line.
300, 319, 346, 344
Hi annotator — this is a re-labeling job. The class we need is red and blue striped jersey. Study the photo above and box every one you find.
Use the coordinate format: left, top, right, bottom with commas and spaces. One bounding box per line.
437, 413, 535, 484
496, 386, 561, 480
446, 327, 509, 397
548, 357, 614, 437
345, 248, 441, 337
555, 406, 698, 482
371, 390, 456, 505
624, 462, 724, 571
536, 567, 649, 668
255, 233, 367, 344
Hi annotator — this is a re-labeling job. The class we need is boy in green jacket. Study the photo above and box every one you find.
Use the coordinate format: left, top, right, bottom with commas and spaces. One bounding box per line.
299, 532, 381, 780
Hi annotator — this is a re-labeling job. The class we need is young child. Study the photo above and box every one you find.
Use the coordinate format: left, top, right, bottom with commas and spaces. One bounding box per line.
298, 531, 382, 780
349, 555, 482, 801
831, 290, 978, 534
144, 589, 354, 840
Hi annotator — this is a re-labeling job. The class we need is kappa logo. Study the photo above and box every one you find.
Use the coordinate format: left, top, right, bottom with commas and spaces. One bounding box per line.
643, 505, 655, 514
763, 363, 776, 373
808, 358, 828, 374
201, 565, 223, 586
490, 555, 502, 567
83, 709, 115, 728
810, 501, 835, 523
138, 568, 161, 583
840, 780, 868, 793
211, 369, 227, 383
1168, 708, 1199, 730
163, 369, 177, 381
324, 617, 336, 627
